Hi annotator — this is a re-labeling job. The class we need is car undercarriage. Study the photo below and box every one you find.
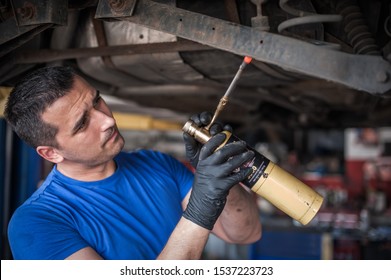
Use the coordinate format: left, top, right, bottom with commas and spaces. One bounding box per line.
1, 0, 391, 135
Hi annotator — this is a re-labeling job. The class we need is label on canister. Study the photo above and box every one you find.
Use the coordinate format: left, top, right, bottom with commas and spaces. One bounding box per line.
223, 133, 271, 189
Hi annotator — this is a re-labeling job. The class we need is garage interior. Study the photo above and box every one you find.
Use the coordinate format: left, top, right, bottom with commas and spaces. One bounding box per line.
1, 0, 391, 259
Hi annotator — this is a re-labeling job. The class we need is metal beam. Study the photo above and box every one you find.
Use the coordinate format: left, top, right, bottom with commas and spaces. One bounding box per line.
11, 40, 212, 64
11, 0, 67, 26
96, 0, 391, 95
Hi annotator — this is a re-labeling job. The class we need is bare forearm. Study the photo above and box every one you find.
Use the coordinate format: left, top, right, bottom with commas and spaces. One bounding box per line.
215, 184, 261, 243
157, 217, 210, 259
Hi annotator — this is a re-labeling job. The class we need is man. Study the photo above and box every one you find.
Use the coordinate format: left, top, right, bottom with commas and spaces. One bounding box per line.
4, 66, 261, 260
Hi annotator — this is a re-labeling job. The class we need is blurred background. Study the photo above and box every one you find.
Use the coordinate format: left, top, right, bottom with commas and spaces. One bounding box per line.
1, 0, 391, 259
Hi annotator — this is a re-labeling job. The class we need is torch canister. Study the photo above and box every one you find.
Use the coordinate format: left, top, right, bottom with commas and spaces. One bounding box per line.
183, 120, 324, 225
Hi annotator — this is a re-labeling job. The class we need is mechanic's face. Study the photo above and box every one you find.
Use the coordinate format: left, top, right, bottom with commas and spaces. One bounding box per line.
41, 75, 124, 167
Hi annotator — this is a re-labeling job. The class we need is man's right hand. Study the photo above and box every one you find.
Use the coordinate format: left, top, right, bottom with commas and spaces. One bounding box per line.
183, 132, 254, 230
183, 111, 232, 168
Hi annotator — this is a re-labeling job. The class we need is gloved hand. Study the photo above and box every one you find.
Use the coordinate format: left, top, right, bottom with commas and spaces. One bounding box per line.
183, 111, 232, 168
183, 132, 254, 230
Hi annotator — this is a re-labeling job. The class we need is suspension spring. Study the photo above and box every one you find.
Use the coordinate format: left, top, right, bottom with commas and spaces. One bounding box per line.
336, 0, 380, 55
278, 0, 342, 35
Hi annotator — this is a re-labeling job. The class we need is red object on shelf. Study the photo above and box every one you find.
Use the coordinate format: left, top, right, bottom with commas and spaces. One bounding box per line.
302, 160, 368, 197
302, 174, 345, 190
345, 160, 367, 197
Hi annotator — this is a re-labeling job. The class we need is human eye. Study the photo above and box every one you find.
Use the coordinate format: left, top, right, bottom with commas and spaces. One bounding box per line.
93, 91, 102, 107
73, 113, 89, 134
78, 117, 88, 130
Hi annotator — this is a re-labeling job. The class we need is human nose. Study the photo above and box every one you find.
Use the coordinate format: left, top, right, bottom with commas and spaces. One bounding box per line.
92, 107, 115, 131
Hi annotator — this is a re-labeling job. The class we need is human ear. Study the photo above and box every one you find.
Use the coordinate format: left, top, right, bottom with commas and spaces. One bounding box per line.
36, 146, 64, 164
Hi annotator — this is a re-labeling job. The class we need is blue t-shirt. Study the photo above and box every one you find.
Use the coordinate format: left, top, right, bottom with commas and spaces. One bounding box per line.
8, 150, 194, 260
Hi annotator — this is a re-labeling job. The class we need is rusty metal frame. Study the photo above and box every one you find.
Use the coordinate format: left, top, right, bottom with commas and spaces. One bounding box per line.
95, 0, 137, 18
11, 0, 67, 26
0, 0, 67, 45
0, 17, 37, 45
95, 0, 391, 95
10, 40, 212, 64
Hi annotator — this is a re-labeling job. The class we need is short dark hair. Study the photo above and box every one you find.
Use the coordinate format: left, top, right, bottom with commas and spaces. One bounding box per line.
4, 66, 76, 148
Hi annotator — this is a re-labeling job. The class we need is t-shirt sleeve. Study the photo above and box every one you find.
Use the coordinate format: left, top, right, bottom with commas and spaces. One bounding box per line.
8, 205, 90, 260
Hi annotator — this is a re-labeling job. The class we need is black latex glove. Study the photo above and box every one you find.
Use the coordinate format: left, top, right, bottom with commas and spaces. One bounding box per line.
183, 132, 254, 230
183, 111, 232, 168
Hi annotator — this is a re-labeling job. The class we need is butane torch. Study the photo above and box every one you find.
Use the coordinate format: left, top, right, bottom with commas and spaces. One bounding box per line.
183, 56, 324, 225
